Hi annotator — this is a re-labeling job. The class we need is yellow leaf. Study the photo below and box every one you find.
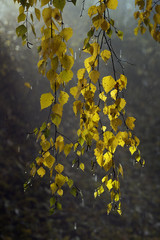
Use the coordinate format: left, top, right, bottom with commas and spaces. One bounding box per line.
64, 143, 73, 157
134, 27, 139, 36
107, 203, 112, 215
55, 174, 67, 188
155, 4, 160, 14
102, 76, 116, 94
19, 6, 24, 14
30, 165, 36, 177
55, 135, 64, 153
117, 30, 123, 40
55, 163, 64, 173
102, 175, 108, 184
101, 126, 107, 132
51, 113, 61, 127
73, 101, 83, 116
77, 68, 86, 79
110, 89, 117, 100
135, 150, 141, 162
103, 152, 113, 171
60, 55, 74, 70
106, 179, 112, 191
40, 139, 50, 152
117, 74, 127, 91
88, 5, 97, 17
79, 163, 85, 171
115, 193, 120, 202
112, 180, 120, 190
96, 154, 103, 167
37, 59, 46, 75
40, 92, 54, 110
94, 191, 98, 198
118, 163, 123, 177
107, 0, 118, 10
89, 70, 100, 84
70, 86, 79, 99
43, 155, 55, 169
97, 185, 104, 195
84, 57, 92, 73
59, 70, 73, 84
41, 0, 49, 7
42, 8, 52, 26
52, 103, 63, 117
35, 8, 41, 21
58, 91, 69, 106
52, 7, 61, 22
60, 27, 73, 41
129, 145, 137, 155
115, 98, 126, 111
153, 13, 160, 24
37, 167, 46, 177
101, 49, 111, 62
57, 188, 63, 196
99, 91, 107, 102
50, 182, 58, 194
92, 14, 104, 30
126, 117, 136, 130
18, 13, 26, 23
24, 82, 32, 89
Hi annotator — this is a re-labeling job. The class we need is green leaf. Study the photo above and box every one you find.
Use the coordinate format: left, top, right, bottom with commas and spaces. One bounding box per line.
117, 30, 123, 40
70, 186, 78, 197
56, 201, 62, 210
16, 25, 27, 37
50, 196, 56, 207
53, 0, 66, 11
49, 207, 55, 215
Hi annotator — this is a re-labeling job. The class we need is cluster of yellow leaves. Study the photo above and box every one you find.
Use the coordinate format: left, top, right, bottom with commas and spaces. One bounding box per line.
69, 0, 142, 215
15, 0, 143, 215
134, 0, 160, 42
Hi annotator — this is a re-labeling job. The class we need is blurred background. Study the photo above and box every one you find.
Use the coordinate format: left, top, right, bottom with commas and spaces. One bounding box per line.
0, 0, 160, 239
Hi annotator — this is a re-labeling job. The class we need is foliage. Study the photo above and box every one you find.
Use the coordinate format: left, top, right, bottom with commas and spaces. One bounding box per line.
12, 0, 158, 215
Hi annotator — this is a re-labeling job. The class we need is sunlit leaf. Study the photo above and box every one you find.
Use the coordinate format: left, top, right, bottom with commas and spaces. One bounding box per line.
60, 55, 74, 70
99, 91, 107, 102
57, 188, 63, 196
107, 0, 118, 9
79, 163, 85, 171
37, 167, 46, 177
60, 27, 73, 41
101, 49, 111, 62
55, 163, 64, 173
50, 182, 58, 194
43, 155, 55, 169
58, 91, 69, 106
24, 82, 32, 89
102, 76, 116, 94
